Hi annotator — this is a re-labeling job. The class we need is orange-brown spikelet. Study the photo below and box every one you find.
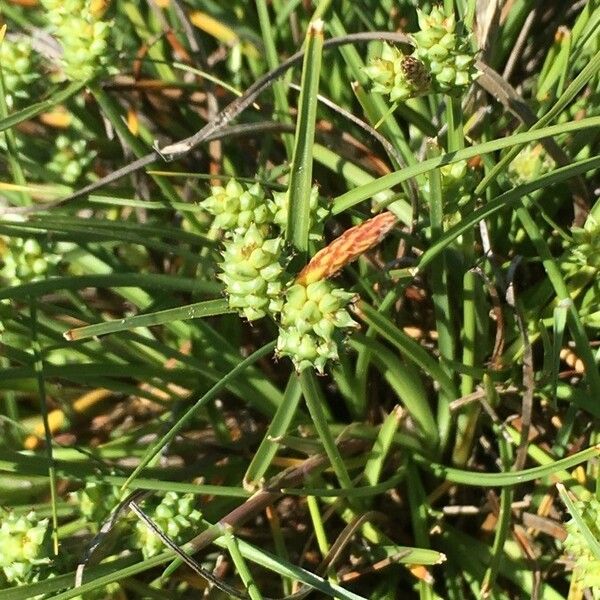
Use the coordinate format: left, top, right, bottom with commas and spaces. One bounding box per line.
297, 211, 397, 285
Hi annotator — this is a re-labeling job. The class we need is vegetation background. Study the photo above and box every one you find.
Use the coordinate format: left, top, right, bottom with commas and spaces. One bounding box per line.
0, 0, 599, 599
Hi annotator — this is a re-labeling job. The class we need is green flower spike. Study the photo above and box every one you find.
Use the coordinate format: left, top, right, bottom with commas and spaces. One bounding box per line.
276, 280, 358, 373
0, 509, 51, 584
219, 224, 285, 321
412, 6, 478, 92
41, 0, 114, 81
47, 135, 96, 184
1, 236, 60, 286
364, 43, 431, 102
569, 217, 600, 271
72, 482, 123, 523
201, 179, 273, 235
508, 143, 555, 185
0, 37, 40, 105
133, 492, 202, 559
563, 496, 600, 590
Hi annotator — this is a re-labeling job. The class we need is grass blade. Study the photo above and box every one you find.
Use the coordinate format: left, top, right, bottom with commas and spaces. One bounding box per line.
417, 443, 600, 486
332, 116, 600, 214
64, 299, 232, 340
286, 19, 324, 255
121, 341, 276, 491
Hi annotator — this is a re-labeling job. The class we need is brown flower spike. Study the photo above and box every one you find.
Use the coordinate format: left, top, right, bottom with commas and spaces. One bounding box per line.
296, 210, 398, 285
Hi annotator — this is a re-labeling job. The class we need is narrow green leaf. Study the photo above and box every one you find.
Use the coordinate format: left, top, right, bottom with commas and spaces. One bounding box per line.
477, 47, 600, 194
287, 19, 324, 255
244, 374, 303, 486
255, 0, 294, 159
349, 335, 437, 446
557, 483, 600, 561
300, 370, 354, 493
0, 450, 249, 497
121, 341, 276, 491
223, 531, 265, 600
357, 301, 458, 401
64, 299, 232, 340
332, 116, 600, 214
0, 81, 85, 134
0, 274, 220, 301
363, 406, 403, 486
418, 443, 600, 486
551, 302, 569, 401
415, 155, 600, 274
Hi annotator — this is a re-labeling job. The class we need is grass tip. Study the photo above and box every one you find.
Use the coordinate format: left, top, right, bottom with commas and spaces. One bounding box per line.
309, 19, 325, 35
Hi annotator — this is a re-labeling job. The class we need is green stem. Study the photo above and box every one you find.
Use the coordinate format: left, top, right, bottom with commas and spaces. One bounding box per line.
30, 300, 59, 555
447, 95, 479, 465
299, 370, 354, 494
481, 423, 514, 595
426, 140, 455, 451
255, 0, 294, 159
223, 529, 265, 600
286, 19, 324, 256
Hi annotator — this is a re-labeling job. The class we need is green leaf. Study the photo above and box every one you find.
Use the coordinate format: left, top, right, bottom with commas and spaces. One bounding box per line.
0, 81, 85, 134
64, 298, 232, 340
418, 443, 600, 486
332, 116, 600, 214
121, 341, 277, 491
286, 19, 324, 255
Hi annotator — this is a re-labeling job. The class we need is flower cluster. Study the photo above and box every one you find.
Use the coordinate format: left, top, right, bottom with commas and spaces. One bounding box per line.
72, 482, 122, 524
412, 6, 478, 92
563, 496, 600, 591
201, 179, 273, 235
508, 143, 555, 185
365, 5, 478, 100
0, 36, 40, 106
201, 178, 359, 372
40, 0, 113, 81
276, 281, 358, 373
0, 509, 51, 584
0, 236, 60, 286
133, 492, 203, 558
201, 180, 286, 321
364, 44, 431, 102
219, 224, 285, 321
72, 486, 203, 559
568, 217, 600, 271
47, 135, 96, 184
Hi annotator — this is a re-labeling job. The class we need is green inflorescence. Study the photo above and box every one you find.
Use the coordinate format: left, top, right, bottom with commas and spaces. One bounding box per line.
201, 179, 274, 235
201, 178, 357, 372
47, 134, 97, 184
412, 6, 478, 92
0, 509, 51, 585
219, 224, 285, 321
569, 217, 600, 271
132, 492, 203, 558
0, 235, 61, 286
364, 43, 431, 102
276, 280, 358, 373
40, 0, 114, 81
72, 482, 123, 524
0, 36, 40, 106
563, 496, 600, 592
365, 5, 478, 101
508, 143, 555, 185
